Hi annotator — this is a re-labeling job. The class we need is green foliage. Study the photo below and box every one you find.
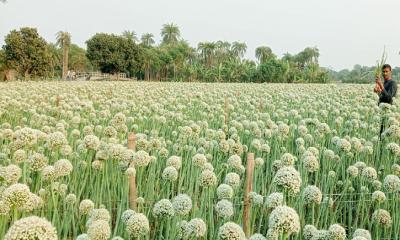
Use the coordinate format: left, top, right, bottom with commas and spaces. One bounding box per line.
0, 24, 330, 83
3, 27, 51, 78
86, 33, 141, 75
69, 44, 92, 72
257, 59, 288, 83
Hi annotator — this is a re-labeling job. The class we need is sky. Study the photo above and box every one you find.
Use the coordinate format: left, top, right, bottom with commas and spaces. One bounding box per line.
1, 0, 399, 71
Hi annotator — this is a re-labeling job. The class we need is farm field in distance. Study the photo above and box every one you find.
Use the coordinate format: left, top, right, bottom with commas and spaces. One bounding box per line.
0, 81, 399, 240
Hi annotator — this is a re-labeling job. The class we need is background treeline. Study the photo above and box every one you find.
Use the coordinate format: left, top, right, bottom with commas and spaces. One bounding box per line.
0, 24, 392, 83
328, 65, 400, 84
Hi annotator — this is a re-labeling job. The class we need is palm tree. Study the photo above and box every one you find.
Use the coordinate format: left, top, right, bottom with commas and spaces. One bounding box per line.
231, 42, 247, 59
161, 23, 180, 45
56, 31, 71, 79
198, 42, 216, 67
215, 41, 231, 64
141, 33, 155, 46
255, 46, 275, 64
122, 30, 138, 42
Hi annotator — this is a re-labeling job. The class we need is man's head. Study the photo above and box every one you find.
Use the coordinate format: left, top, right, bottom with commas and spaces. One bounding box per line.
382, 64, 392, 80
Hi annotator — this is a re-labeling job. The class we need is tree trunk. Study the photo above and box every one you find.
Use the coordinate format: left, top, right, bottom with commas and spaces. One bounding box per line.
62, 46, 69, 79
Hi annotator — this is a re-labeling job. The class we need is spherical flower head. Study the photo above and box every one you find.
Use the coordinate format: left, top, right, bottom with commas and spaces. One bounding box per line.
87, 220, 111, 240
347, 166, 359, 177
303, 224, 318, 240
0, 164, 22, 184
172, 194, 192, 216
28, 152, 48, 172
354, 161, 367, 171
47, 131, 67, 149
126, 213, 150, 237
199, 169, 217, 187
302, 185, 322, 205
192, 153, 207, 167
162, 166, 179, 182
121, 209, 136, 224
60, 144, 72, 156
79, 199, 95, 215
371, 191, 386, 203
91, 160, 103, 170
328, 224, 346, 240
153, 199, 174, 218
184, 218, 206, 238
215, 199, 234, 218
265, 192, 284, 209
337, 138, 351, 152
0, 200, 11, 215
2, 183, 30, 208
166, 156, 182, 170
13, 149, 27, 164
133, 150, 151, 167
217, 184, 234, 199
4, 216, 57, 240
227, 154, 242, 170
383, 174, 400, 192
218, 222, 246, 240
54, 159, 73, 178
386, 142, 400, 156
202, 162, 214, 172
87, 208, 111, 227
14, 127, 37, 147
124, 166, 136, 176
361, 167, 377, 182
302, 155, 320, 173
268, 205, 300, 236
83, 134, 100, 151
312, 230, 329, 240
273, 166, 302, 194
372, 209, 392, 227
280, 153, 297, 166
65, 193, 77, 205
353, 229, 371, 240
136, 197, 145, 204
249, 192, 264, 205
21, 193, 43, 212
223, 173, 240, 189
255, 157, 264, 166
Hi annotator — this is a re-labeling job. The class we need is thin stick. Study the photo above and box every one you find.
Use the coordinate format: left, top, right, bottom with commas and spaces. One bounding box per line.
127, 132, 137, 210
243, 152, 255, 237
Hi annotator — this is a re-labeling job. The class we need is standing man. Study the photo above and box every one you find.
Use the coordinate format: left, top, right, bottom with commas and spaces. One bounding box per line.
374, 64, 397, 139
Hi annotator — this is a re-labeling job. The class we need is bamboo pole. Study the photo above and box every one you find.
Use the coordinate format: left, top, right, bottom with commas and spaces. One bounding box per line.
224, 96, 229, 137
56, 95, 60, 107
127, 132, 137, 210
243, 152, 255, 237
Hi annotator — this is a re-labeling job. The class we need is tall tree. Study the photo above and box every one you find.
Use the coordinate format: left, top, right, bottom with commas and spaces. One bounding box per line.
56, 31, 71, 79
161, 23, 180, 45
141, 33, 155, 47
3, 27, 51, 79
86, 33, 141, 75
255, 46, 275, 64
122, 30, 138, 42
198, 42, 216, 68
231, 41, 247, 59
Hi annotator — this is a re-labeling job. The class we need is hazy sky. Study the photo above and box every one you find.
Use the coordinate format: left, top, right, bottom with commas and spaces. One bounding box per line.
1, 0, 399, 70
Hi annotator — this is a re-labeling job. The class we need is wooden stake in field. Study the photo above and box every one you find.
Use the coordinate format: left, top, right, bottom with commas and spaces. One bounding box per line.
127, 132, 137, 210
243, 152, 255, 237
56, 95, 61, 107
224, 96, 229, 137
